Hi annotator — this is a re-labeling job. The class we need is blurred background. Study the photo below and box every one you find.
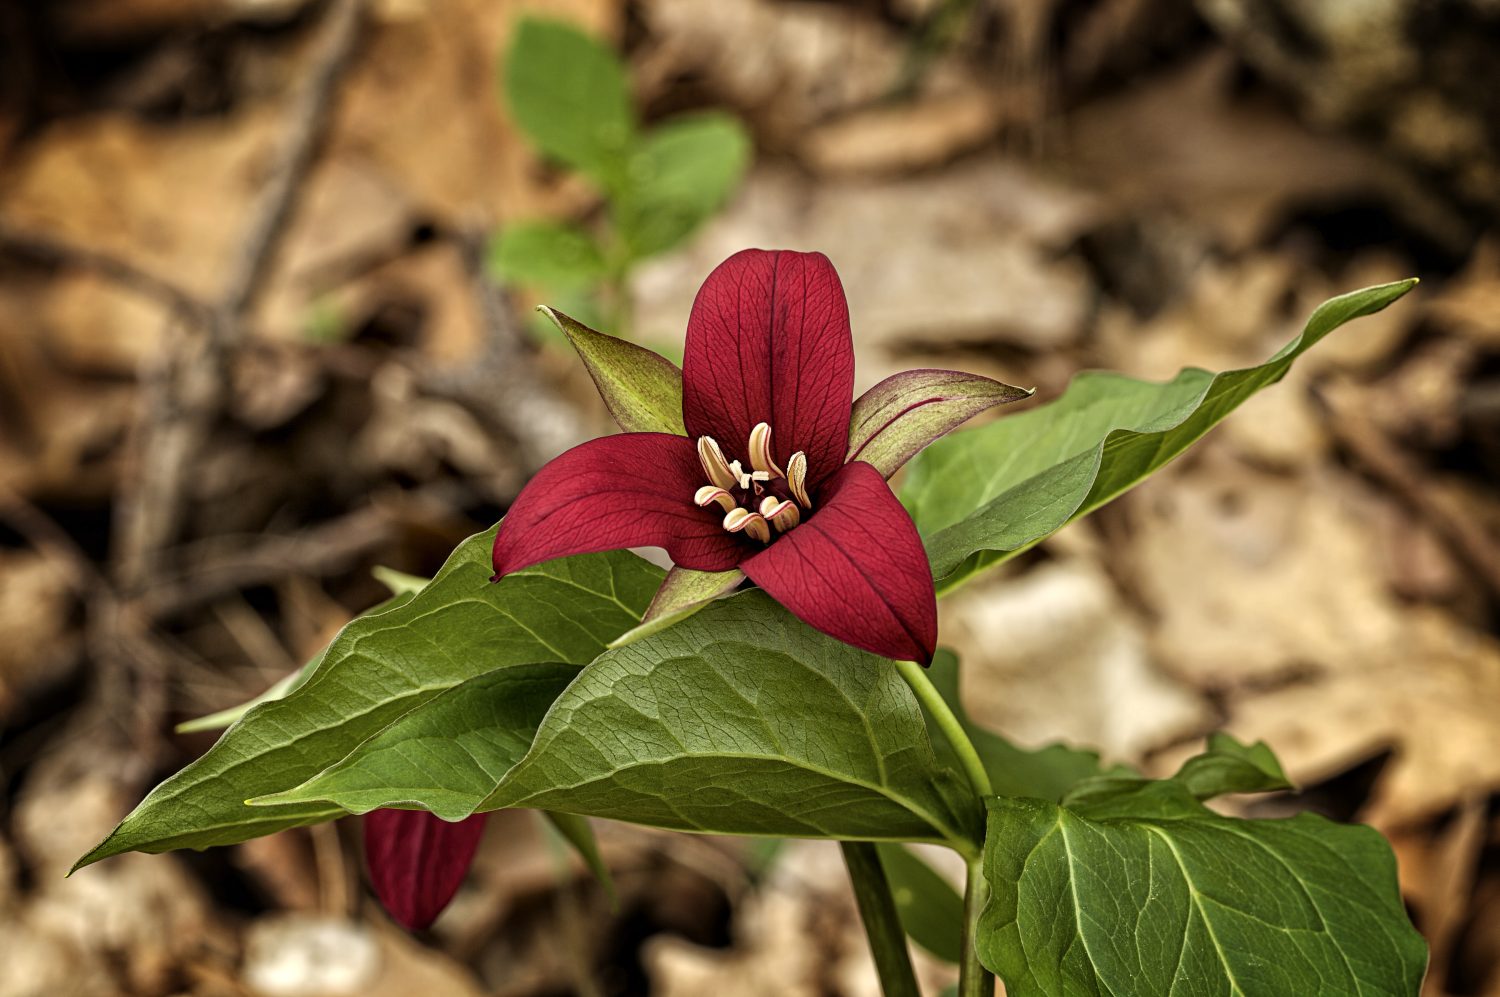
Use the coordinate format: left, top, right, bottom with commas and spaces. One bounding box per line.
2, 0, 1499, 994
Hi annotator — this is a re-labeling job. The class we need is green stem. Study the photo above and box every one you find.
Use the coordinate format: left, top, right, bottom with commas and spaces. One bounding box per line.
958, 859, 994, 997
840, 841, 922, 997
895, 660, 993, 799
896, 660, 996, 997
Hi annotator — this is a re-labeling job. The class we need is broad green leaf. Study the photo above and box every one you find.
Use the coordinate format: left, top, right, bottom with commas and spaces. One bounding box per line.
483, 592, 983, 854
848, 369, 1032, 479
978, 783, 1427, 995
927, 650, 1132, 802
74, 534, 661, 871
877, 843, 964, 964
504, 19, 634, 187
253, 663, 582, 819
615, 112, 750, 258
608, 565, 743, 648
490, 222, 608, 291
541, 307, 685, 435
904, 280, 1418, 591
174, 590, 417, 735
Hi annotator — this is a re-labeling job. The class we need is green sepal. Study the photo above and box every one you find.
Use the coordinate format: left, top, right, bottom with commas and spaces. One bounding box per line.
541, 306, 686, 435
847, 369, 1032, 478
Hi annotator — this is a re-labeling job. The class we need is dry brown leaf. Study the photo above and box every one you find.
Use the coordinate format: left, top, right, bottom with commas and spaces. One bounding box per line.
1067, 52, 1453, 251
1, 109, 281, 299
799, 90, 1003, 177
1126, 456, 1404, 689
942, 556, 1210, 761
633, 160, 1099, 362
0, 550, 80, 722
331, 0, 617, 228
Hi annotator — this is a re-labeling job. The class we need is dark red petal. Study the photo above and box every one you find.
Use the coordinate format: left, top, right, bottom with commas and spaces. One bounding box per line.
492, 433, 748, 576
364, 809, 487, 931
681, 249, 855, 486
741, 461, 936, 663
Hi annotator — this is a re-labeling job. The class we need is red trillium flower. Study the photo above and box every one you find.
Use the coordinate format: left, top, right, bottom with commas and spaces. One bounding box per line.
364, 810, 487, 931
491, 249, 1030, 663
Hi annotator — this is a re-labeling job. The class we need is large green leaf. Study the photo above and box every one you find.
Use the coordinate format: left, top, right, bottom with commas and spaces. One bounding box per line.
616, 112, 750, 258
504, 18, 635, 188
73, 534, 661, 871
479, 592, 983, 853
176, 589, 420, 735
253, 663, 582, 820
978, 776, 1427, 994
904, 280, 1417, 591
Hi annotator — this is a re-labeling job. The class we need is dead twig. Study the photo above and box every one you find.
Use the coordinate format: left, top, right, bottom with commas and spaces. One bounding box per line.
114, 0, 365, 591
428, 229, 587, 469
0, 224, 210, 323
1322, 382, 1500, 600
130, 481, 466, 620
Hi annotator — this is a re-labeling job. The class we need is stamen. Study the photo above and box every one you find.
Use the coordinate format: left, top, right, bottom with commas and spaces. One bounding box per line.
760, 496, 801, 532
748, 422, 785, 478
695, 485, 736, 513
723, 508, 772, 543
786, 451, 812, 509
697, 437, 738, 491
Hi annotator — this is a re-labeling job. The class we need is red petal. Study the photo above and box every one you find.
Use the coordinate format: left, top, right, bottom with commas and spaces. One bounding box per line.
364, 809, 487, 931
682, 250, 855, 487
492, 433, 748, 576
741, 461, 936, 663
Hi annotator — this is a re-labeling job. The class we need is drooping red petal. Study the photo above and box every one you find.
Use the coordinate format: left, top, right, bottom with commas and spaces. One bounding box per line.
741, 461, 936, 663
681, 249, 855, 487
492, 432, 748, 576
364, 809, 487, 931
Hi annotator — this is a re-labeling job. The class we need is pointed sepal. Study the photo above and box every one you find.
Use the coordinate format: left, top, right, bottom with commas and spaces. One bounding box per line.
541, 306, 685, 435
848, 369, 1033, 478
609, 565, 744, 648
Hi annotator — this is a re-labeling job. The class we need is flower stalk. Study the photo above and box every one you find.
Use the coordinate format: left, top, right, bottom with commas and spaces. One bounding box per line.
840, 841, 922, 997
896, 659, 995, 997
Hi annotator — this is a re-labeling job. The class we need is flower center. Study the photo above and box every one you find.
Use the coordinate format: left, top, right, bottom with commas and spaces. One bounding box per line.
693, 423, 813, 544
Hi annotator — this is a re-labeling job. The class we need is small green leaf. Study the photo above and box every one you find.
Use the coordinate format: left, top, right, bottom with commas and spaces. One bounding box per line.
545, 811, 616, 905
608, 565, 743, 648
483, 591, 982, 853
848, 369, 1032, 478
926, 650, 1132, 803
978, 783, 1427, 995
615, 112, 750, 258
541, 307, 685, 435
905, 280, 1418, 591
877, 843, 964, 964
504, 18, 634, 188
1172, 732, 1292, 801
74, 534, 661, 872
370, 565, 430, 597
490, 221, 607, 291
